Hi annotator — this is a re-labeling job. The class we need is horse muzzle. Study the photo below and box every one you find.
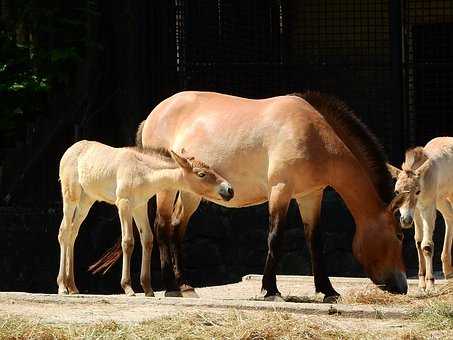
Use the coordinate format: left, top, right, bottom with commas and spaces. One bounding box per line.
379, 271, 408, 294
400, 215, 413, 229
218, 182, 234, 201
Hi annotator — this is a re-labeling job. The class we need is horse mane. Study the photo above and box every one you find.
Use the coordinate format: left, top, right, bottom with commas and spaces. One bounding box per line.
402, 147, 428, 171
293, 91, 394, 204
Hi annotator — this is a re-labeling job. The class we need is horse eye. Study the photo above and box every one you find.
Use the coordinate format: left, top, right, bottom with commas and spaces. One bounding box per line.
395, 190, 400, 195
197, 172, 206, 178
416, 190, 420, 195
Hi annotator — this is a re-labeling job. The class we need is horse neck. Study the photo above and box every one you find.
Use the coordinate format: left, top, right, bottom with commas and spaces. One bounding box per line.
330, 158, 386, 232
139, 154, 185, 193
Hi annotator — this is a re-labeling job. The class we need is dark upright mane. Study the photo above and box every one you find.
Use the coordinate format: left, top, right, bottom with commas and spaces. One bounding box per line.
293, 91, 394, 204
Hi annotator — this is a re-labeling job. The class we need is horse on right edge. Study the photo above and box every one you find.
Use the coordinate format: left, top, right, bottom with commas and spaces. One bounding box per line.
388, 137, 453, 290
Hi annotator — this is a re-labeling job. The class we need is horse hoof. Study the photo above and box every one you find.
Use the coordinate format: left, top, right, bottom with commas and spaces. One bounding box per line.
445, 272, 453, 280
165, 290, 183, 297
180, 284, 199, 298
124, 288, 135, 296
58, 288, 69, 295
144, 291, 155, 297
323, 295, 340, 303
264, 295, 285, 302
68, 290, 79, 295
181, 290, 199, 298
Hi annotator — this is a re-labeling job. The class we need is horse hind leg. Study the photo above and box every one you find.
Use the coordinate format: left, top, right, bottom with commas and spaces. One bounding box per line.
296, 191, 340, 303
66, 192, 94, 294
57, 184, 80, 294
437, 199, 453, 280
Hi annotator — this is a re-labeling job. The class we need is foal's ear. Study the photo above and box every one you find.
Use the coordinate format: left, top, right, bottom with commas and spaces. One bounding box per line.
415, 158, 431, 177
388, 193, 405, 213
386, 163, 402, 179
170, 150, 191, 169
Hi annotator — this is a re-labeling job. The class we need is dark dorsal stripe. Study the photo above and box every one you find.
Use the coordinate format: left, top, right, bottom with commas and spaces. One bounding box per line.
293, 91, 394, 204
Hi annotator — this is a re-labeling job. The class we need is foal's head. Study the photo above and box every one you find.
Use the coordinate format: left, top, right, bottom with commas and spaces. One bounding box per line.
170, 151, 234, 201
387, 147, 431, 228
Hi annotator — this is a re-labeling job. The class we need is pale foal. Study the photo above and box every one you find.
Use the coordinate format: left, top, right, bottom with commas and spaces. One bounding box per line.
388, 137, 453, 290
57, 140, 233, 296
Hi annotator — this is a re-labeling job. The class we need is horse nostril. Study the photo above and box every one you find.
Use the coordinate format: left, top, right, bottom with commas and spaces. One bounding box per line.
227, 187, 234, 196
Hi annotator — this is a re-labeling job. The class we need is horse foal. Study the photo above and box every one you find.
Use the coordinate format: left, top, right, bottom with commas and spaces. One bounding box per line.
57, 140, 233, 296
389, 137, 453, 289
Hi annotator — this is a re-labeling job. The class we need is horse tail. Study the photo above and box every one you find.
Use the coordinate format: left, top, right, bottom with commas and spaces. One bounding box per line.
135, 120, 146, 148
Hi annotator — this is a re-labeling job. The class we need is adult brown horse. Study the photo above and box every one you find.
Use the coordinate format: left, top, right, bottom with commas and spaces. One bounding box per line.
94, 91, 407, 301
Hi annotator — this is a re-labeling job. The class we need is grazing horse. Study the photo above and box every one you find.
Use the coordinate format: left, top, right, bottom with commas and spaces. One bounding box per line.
91, 91, 407, 300
139, 90, 407, 300
388, 137, 453, 290
57, 140, 233, 296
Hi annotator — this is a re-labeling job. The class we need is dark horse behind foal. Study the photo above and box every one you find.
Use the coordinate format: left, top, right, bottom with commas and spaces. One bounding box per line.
90, 91, 407, 301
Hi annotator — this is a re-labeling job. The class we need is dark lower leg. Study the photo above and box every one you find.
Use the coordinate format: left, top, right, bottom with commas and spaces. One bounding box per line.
262, 214, 286, 297
155, 215, 179, 293
305, 224, 340, 299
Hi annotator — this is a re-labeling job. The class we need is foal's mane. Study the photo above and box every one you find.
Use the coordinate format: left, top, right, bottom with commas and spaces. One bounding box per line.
402, 147, 428, 172
293, 91, 394, 204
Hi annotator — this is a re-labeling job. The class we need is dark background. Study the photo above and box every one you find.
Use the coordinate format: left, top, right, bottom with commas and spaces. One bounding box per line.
0, 0, 452, 294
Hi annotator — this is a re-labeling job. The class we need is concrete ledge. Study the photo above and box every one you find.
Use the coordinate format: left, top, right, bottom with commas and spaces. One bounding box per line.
242, 274, 449, 286
0, 292, 409, 320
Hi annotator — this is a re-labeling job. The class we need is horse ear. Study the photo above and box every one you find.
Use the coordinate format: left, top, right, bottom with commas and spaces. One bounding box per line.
415, 158, 431, 177
388, 193, 405, 213
170, 150, 191, 169
387, 163, 402, 179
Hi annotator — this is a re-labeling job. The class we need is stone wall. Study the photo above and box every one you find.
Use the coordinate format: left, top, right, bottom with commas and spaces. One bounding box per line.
0, 190, 446, 294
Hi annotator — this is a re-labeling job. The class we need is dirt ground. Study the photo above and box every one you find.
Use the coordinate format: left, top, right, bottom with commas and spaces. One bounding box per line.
0, 275, 450, 338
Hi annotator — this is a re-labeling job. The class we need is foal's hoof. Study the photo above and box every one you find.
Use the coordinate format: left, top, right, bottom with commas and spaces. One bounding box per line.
124, 287, 136, 296
323, 294, 340, 303
180, 284, 199, 298
445, 272, 453, 280
165, 290, 183, 297
58, 288, 69, 295
144, 291, 155, 297
264, 295, 285, 302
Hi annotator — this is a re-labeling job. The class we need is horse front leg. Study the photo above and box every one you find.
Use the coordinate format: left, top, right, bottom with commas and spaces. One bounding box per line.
133, 204, 154, 297
413, 210, 426, 290
261, 182, 291, 301
419, 204, 437, 290
116, 198, 135, 296
155, 190, 181, 296
296, 191, 340, 302
170, 192, 201, 297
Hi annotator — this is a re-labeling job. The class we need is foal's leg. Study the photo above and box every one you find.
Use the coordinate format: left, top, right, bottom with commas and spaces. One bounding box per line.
116, 198, 135, 296
262, 182, 292, 301
419, 204, 437, 290
155, 190, 181, 296
170, 192, 201, 297
57, 199, 77, 294
66, 193, 94, 294
413, 209, 426, 290
133, 204, 154, 297
296, 192, 340, 302
437, 199, 453, 280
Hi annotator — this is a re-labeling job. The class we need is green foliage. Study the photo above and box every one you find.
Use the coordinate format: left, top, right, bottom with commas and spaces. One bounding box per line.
0, 0, 93, 146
